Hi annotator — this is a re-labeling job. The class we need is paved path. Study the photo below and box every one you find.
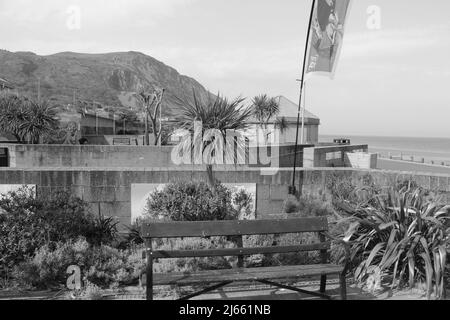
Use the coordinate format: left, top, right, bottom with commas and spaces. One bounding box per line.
378, 159, 450, 175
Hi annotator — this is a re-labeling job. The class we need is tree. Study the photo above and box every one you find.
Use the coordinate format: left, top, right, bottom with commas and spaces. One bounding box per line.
137, 88, 165, 146
273, 116, 289, 140
173, 91, 253, 190
0, 95, 59, 144
118, 109, 139, 134
251, 94, 280, 144
0, 94, 27, 142
20, 99, 59, 144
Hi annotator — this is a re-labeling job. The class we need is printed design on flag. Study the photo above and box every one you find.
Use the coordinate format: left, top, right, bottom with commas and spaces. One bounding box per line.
307, 0, 351, 76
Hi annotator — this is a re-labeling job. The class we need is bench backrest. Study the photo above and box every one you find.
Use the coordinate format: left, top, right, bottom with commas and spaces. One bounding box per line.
142, 217, 330, 260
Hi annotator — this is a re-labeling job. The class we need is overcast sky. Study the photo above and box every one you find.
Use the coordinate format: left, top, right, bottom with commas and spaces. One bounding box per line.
1, 0, 449, 138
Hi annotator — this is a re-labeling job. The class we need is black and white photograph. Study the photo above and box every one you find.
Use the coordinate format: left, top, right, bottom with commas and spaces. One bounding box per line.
0, 0, 450, 309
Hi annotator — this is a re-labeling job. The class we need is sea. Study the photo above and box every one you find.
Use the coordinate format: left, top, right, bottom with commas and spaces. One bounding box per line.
320, 135, 450, 166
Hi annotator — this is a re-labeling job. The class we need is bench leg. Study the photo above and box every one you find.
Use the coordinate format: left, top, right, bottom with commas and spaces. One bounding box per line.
145, 241, 154, 301
320, 275, 327, 293
339, 273, 347, 300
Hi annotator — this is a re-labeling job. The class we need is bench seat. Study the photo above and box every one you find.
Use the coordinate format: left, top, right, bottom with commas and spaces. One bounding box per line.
153, 264, 344, 286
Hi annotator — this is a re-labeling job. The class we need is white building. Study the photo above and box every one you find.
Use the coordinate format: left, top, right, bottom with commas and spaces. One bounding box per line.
246, 95, 320, 145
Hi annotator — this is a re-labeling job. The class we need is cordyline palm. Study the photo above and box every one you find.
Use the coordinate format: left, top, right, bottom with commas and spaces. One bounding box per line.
0, 95, 29, 143
251, 94, 280, 144
20, 100, 59, 144
173, 91, 253, 190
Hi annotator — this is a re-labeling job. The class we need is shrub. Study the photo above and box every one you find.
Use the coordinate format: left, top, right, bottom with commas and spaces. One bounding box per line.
153, 237, 237, 274
144, 181, 238, 222
232, 188, 254, 220
338, 187, 450, 299
0, 187, 118, 283
14, 238, 146, 290
86, 215, 119, 246
80, 280, 104, 300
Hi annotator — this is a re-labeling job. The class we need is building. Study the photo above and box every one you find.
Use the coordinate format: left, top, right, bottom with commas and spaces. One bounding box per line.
0, 77, 14, 92
246, 95, 320, 145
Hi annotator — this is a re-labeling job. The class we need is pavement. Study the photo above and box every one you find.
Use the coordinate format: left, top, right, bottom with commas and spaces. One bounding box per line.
0, 280, 436, 300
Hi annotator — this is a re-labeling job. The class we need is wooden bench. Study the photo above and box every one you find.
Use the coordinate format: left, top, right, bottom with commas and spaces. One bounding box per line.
142, 217, 350, 300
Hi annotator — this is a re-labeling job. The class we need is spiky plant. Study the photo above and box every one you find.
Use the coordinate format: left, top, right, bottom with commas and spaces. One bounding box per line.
339, 186, 450, 299
274, 116, 289, 134
19, 100, 59, 144
0, 94, 28, 143
251, 94, 280, 144
173, 91, 253, 189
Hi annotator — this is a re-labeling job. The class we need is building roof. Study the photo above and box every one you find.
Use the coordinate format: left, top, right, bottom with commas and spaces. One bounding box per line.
0, 77, 14, 89
248, 95, 320, 125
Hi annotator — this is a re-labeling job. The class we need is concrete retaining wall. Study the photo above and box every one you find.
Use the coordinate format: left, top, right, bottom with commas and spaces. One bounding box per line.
0, 144, 309, 169
2, 144, 174, 168
1, 167, 449, 229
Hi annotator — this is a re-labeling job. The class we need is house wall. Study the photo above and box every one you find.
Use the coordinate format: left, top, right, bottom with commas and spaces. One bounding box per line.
280, 125, 319, 145
247, 124, 319, 145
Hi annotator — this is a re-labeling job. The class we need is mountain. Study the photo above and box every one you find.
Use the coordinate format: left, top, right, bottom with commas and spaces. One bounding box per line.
0, 50, 210, 119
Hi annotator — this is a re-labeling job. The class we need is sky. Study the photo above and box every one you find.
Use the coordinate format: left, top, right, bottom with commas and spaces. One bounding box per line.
1, 0, 450, 138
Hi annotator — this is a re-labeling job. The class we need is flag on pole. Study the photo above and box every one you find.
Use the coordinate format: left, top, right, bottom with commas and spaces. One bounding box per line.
306, 0, 352, 78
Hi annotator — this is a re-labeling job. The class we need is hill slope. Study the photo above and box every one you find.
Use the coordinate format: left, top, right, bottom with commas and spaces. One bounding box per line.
0, 50, 210, 118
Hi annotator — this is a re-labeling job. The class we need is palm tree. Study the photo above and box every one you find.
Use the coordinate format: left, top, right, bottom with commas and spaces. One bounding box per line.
173, 91, 253, 189
274, 116, 289, 142
20, 99, 59, 144
0, 95, 59, 144
251, 94, 280, 144
0, 94, 28, 143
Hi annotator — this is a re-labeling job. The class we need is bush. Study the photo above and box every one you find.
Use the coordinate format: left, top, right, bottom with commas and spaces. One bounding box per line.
153, 237, 237, 274
0, 187, 118, 283
14, 238, 145, 290
337, 187, 450, 299
144, 181, 238, 221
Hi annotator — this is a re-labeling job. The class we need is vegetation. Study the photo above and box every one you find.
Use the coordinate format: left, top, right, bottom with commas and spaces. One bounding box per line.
0, 187, 119, 285
337, 186, 449, 299
143, 181, 239, 222
137, 87, 166, 146
251, 94, 280, 144
284, 175, 450, 299
13, 238, 144, 290
173, 91, 253, 188
0, 94, 59, 144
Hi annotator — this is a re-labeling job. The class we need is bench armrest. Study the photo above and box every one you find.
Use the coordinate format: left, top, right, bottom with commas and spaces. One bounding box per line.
320, 231, 352, 274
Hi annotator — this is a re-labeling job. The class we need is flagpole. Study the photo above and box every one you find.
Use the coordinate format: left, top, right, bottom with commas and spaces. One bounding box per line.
290, 0, 316, 195
300, 81, 306, 145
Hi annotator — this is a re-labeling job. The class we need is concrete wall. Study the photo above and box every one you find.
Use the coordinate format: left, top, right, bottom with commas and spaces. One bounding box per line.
1, 167, 449, 229
344, 152, 378, 169
2, 144, 175, 168
1, 144, 310, 169
303, 145, 370, 168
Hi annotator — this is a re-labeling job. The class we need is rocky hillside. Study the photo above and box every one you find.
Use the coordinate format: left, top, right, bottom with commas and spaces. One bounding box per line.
0, 50, 210, 118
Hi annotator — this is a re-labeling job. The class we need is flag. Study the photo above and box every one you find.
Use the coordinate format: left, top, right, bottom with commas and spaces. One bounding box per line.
306, 0, 352, 78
